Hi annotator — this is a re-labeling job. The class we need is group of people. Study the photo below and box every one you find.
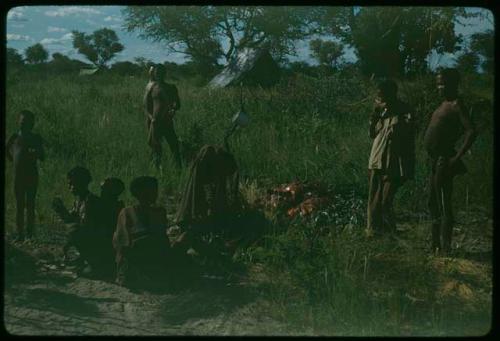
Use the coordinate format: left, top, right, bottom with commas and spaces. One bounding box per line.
6, 64, 476, 287
366, 68, 476, 254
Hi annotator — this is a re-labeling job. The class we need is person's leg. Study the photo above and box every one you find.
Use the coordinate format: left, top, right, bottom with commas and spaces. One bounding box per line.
14, 179, 26, 240
151, 142, 162, 169
440, 176, 455, 254
164, 122, 182, 168
148, 118, 163, 169
428, 163, 442, 252
25, 183, 37, 239
381, 177, 400, 234
367, 170, 383, 235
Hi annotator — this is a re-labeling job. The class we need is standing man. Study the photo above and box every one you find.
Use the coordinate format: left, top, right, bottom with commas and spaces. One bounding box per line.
6, 110, 45, 241
424, 68, 476, 255
144, 63, 182, 169
366, 79, 414, 237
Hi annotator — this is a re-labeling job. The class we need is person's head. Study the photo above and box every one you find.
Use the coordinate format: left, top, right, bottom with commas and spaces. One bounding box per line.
376, 79, 398, 103
149, 63, 166, 82
67, 166, 92, 196
437, 68, 460, 98
19, 110, 35, 132
130, 176, 158, 206
100, 177, 125, 200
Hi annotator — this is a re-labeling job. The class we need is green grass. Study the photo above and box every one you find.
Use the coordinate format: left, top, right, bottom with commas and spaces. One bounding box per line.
4, 68, 493, 335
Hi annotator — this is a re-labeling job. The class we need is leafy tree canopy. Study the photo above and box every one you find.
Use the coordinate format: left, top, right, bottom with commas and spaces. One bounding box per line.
72, 28, 124, 68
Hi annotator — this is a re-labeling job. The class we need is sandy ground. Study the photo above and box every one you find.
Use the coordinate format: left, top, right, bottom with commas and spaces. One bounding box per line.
4, 262, 294, 336
3, 210, 492, 336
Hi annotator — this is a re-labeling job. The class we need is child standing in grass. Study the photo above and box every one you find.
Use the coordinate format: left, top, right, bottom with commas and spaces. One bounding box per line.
6, 110, 45, 242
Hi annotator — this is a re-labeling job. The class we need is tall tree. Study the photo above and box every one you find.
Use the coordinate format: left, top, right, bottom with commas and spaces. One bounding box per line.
24, 43, 48, 64
469, 29, 493, 74
134, 56, 153, 69
456, 49, 480, 75
309, 39, 344, 69
318, 7, 472, 77
72, 28, 124, 68
122, 6, 321, 75
7, 47, 24, 66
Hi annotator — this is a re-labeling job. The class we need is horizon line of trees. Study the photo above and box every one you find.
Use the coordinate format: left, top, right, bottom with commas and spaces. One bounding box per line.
6, 7, 493, 81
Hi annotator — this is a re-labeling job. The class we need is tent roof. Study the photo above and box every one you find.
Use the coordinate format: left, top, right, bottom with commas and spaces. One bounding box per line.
79, 68, 99, 76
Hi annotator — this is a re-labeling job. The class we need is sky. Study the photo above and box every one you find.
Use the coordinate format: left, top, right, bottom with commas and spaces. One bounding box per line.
5, 6, 494, 68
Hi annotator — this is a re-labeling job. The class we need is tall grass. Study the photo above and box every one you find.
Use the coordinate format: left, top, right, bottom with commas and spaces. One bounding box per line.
4, 68, 493, 335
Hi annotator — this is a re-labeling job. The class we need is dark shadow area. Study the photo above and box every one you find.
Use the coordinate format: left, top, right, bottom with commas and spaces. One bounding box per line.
455, 251, 492, 264
10, 288, 115, 317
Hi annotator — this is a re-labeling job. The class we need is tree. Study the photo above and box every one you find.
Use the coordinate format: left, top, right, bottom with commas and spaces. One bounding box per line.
309, 39, 344, 69
134, 56, 153, 69
24, 43, 48, 64
72, 28, 124, 68
469, 29, 493, 73
48, 52, 90, 73
317, 7, 473, 77
122, 6, 321, 76
7, 47, 24, 66
110, 61, 142, 75
456, 49, 480, 75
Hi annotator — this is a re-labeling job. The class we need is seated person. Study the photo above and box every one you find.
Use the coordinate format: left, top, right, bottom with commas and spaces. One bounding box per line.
98, 177, 125, 278
176, 144, 240, 229
113, 176, 170, 288
52, 166, 102, 276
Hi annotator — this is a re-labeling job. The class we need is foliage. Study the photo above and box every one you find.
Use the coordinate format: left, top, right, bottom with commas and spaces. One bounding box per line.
309, 39, 344, 69
24, 43, 49, 64
7, 47, 24, 67
318, 7, 472, 77
122, 6, 321, 75
469, 29, 493, 74
48, 53, 90, 73
72, 28, 125, 67
110, 61, 143, 76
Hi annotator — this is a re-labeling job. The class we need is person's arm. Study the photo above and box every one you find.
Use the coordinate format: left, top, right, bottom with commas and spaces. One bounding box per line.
450, 101, 477, 166
52, 198, 76, 223
369, 101, 383, 138
37, 135, 45, 162
113, 208, 131, 258
5, 134, 16, 162
173, 85, 180, 111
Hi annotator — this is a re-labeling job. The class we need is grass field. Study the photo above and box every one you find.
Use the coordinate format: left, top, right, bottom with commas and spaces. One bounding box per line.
4, 67, 494, 335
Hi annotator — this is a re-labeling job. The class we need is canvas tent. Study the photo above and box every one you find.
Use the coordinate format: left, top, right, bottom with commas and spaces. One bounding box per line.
79, 67, 100, 76
208, 48, 281, 88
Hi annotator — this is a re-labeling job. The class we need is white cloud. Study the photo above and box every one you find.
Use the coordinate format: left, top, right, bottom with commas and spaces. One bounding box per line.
45, 6, 102, 17
104, 15, 122, 22
48, 26, 68, 33
7, 8, 28, 22
7, 33, 32, 42
11, 23, 25, 28
40, 33, 74, 46
86, 18, 100, 27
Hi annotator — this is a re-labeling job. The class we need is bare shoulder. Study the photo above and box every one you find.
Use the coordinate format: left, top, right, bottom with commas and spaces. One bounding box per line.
450, 97, 468, 113
119, 206, 134, 217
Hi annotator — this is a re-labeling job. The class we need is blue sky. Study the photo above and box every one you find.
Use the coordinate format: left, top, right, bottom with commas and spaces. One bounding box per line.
6, 6, 494, 68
